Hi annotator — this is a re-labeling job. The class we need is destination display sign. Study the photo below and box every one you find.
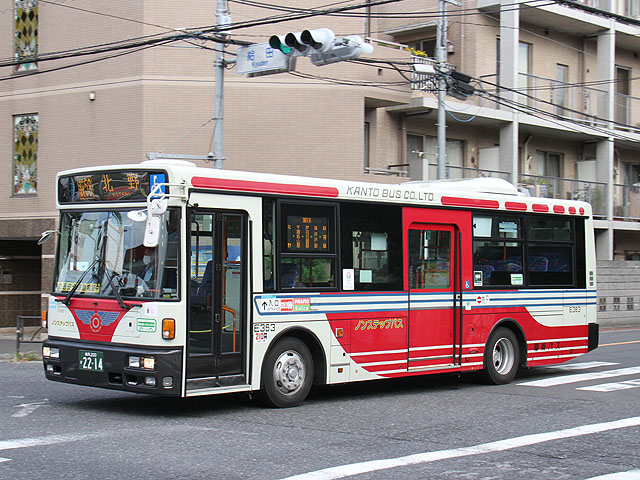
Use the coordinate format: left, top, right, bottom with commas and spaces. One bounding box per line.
286, 215, 329, 252
58, 171, 166, 203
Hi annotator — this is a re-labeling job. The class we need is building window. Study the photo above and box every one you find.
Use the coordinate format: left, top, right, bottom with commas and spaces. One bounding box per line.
15, 0, 38, 72
554, 64, 569, 117
537, 151, 562, 178
518, 42, 531, 107
615, 66, 630, 126
13, 114, 38, 195
626, 0, 640, 19
407, 38, 436, 57
407, 134, 464, 180
364, 122, 370, 170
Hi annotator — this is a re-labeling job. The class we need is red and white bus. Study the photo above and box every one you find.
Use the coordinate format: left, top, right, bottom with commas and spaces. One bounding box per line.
42, 160, 598, 407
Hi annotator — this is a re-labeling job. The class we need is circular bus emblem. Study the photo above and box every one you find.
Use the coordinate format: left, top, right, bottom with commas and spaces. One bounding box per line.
90, 313, 102, 332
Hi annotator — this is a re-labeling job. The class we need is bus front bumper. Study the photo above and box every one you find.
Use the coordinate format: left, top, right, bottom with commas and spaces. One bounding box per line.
42, 338, 183, 396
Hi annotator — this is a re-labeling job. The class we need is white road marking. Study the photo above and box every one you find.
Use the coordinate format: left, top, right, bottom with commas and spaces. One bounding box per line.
539, 361, 619, 371
517, 366, 640, 388
280, 416, 640, 480
586, 470, 640, 479
12, 399, 49, 418
577, 379, 640, 393
0, 432, 102, 464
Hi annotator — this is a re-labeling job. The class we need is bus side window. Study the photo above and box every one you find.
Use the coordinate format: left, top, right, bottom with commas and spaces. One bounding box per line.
277, 201, 337, 290
263, 198, 275, 292
340, 202, 402, 291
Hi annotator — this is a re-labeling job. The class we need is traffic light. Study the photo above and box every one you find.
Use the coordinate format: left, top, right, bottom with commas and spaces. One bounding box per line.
447, 70, 475, 101
267, 29, 373, 66
269, 28, 335, 57
310, 35, 373, 66
268, 35, 293, 55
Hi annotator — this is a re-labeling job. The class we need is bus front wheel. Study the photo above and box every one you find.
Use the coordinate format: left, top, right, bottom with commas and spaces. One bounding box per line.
482, 327, 519, 385
261, 337, 314, 408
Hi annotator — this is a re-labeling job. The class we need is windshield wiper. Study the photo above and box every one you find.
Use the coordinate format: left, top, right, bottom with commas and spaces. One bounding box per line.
105, 271, 137, 310
60, 258, 100, 307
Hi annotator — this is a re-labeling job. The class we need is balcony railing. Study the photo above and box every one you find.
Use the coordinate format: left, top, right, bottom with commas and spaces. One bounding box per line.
569, 0, 640, 19
425, 164, 615, 218
474, 73, 616, 131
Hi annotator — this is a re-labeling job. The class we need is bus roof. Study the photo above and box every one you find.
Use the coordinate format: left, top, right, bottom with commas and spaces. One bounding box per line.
57, 159, 593, 217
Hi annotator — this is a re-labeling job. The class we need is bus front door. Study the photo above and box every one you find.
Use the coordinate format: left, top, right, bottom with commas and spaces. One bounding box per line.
187, 210, 246, 388
405, 208, 469, 373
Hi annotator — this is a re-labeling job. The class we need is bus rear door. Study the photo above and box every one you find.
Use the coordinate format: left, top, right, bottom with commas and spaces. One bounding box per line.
404, 207, 470, 373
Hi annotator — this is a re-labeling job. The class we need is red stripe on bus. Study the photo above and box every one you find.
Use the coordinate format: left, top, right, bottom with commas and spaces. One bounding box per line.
532, 204, 549, 212
553, 205, 565, 214
505, 201, 528, 211
191, 177, 340, 198
441, 197, 500, 209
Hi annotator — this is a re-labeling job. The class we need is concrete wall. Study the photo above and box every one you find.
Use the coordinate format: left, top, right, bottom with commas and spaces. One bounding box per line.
596, 260, 640, 328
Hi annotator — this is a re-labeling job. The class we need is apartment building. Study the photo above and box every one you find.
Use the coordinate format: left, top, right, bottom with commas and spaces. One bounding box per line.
1, 0, 639, 326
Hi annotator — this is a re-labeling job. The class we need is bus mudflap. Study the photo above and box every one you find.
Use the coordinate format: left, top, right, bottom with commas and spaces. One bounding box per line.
588, 323, 599, 351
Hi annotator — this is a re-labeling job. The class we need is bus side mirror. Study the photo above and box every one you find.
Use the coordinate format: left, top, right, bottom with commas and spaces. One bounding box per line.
144, 216, 160, 247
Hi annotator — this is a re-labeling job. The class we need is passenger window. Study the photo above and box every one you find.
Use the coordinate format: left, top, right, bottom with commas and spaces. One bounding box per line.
408, 229, 451, 289
278, 202, 337, 289
527, 218, 574, 286
340, 203, 402, 291
473, 216, 523, 287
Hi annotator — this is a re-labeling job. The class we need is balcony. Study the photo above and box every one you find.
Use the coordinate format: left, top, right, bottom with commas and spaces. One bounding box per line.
570, 0, 640, 19
423, 164, 640, 221
474, 73, 616, 131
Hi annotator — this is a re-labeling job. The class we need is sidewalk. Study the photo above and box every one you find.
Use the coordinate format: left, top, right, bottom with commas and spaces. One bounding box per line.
0, 326, 46, 361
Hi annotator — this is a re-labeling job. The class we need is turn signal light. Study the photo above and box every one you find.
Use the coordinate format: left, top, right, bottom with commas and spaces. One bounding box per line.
162, 318, 175, 340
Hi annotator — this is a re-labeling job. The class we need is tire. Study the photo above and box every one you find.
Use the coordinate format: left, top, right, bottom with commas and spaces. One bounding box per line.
261, 337, 314, 408
482, 327, 519, 385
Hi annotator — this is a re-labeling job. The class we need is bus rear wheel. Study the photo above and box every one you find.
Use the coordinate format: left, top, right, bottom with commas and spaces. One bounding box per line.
482, 327, 519, 385
261, 337, 314, 408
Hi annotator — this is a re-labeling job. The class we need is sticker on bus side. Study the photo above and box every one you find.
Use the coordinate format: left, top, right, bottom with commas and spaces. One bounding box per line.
137, 318, 157, 333
257, 297, 311, 313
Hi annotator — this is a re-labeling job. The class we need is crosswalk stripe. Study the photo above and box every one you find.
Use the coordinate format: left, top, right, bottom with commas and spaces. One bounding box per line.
585, 469, 640, 479
577, 379, 640, 393
280, 417, 640, 480
517, 366, 640, 388
538, 361, 619, 371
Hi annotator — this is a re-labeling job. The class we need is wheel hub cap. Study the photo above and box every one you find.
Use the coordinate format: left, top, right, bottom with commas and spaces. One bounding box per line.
493, 338, 515, 375
274, 350, 305, 395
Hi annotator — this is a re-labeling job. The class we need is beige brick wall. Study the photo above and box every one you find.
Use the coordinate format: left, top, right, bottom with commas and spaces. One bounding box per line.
2, 0, 640, 266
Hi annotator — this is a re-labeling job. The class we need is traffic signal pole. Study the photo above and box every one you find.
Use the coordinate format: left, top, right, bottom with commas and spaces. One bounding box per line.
436, 0, 448, 180
213, 0, 230, 169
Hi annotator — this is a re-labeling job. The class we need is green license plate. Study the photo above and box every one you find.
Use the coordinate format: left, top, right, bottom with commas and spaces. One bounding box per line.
79, 350, 103, 372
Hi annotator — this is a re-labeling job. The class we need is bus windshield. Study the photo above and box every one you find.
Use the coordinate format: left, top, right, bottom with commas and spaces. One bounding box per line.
54, 209, 180, 300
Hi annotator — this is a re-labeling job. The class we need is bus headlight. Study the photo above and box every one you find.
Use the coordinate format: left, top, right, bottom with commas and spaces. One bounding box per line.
128, 356, 140, 368
128, 355, 155, 370
142, 357, 155, 370
43, 346, 59, 359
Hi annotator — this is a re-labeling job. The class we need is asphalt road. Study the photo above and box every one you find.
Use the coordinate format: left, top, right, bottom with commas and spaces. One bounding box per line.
0, 328, 639, 480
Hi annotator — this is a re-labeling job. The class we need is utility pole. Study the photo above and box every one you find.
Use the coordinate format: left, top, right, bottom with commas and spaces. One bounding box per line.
213, 0, 231, 169
436, 0, 448, 180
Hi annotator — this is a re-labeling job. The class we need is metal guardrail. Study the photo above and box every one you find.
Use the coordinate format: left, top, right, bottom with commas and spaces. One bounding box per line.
16, 315, 44, 355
